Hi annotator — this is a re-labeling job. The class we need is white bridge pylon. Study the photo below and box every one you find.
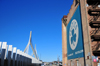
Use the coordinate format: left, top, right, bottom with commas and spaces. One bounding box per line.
24, 31, 38, 60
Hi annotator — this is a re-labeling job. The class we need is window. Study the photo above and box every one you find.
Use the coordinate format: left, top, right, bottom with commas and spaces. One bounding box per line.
77, 60, 79, 66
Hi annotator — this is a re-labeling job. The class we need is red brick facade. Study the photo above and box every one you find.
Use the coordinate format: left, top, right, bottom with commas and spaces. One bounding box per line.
62, 0, 100, 66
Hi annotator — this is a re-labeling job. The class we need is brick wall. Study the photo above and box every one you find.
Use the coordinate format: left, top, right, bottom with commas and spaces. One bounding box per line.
62, 16, 67, 66
62, 0, 96, 66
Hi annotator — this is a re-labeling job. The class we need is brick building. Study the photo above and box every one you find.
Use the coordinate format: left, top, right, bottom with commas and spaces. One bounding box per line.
62, 0, 100, 66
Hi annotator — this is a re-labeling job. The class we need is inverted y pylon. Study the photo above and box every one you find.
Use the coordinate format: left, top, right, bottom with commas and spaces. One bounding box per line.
24, 31, 38, 59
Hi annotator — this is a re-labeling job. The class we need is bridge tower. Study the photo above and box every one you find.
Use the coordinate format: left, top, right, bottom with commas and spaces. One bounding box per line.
24, 31, 39, 60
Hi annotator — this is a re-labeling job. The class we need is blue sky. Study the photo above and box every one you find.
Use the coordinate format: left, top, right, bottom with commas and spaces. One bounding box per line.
0, 0, 73, 62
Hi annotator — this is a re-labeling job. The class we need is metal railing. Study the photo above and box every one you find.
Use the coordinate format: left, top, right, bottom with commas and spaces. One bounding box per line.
92, 42, 100, 51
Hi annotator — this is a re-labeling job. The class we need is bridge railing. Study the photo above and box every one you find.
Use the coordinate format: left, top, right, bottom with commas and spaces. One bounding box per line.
0, 42, 42, 66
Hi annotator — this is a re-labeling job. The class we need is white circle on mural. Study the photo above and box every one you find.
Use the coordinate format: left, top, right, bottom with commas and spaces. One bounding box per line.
69, 19, 79, 50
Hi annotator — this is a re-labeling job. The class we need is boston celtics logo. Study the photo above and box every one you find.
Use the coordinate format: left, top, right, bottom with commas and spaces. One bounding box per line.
69, 19, 79, 50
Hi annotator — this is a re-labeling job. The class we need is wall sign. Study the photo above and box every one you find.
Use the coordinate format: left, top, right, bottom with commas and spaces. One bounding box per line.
67, 5, 84, 60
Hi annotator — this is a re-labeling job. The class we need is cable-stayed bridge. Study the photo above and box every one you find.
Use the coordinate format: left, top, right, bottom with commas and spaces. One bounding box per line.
24, 31, 39, 60
0, 31, 42, 66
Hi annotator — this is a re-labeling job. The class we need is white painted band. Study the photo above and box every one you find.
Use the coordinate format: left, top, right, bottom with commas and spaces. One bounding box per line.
17, 49, 20, 54
19, 50, 21, 55
20, 51, 23, 55
2, 42, 7, 49
13, 47, 17, 53
8, 45, 12, 51
22, 52, 25, 56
